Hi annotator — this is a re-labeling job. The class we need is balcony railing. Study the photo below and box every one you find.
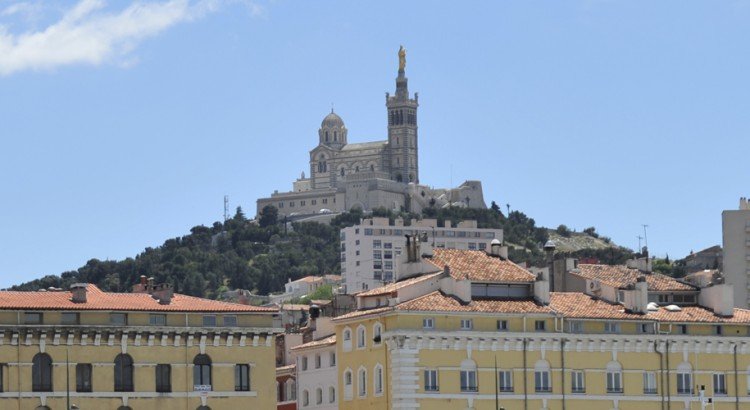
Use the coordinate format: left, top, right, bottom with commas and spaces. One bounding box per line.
424, 385, 439, 392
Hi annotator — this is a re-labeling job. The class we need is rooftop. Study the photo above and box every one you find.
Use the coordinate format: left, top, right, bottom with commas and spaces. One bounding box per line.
573, 264, 696, 292
427, 249, 535, 283
340, 141, 387, 151
397, 291, 553, 315
289, 335, 336, 351
0, 284, 277, 313
357, 271, 442, 297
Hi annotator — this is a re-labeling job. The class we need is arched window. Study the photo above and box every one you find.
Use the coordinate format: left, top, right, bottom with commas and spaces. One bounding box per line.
370, 164, 375, 171
114, 354, 134, 392
286, 378, 296, 401
329, 385, 336, 403
374, 363, 383, 395
334, 131, 337, 141
460, 359, 477, 392
302, 389, 309, 406
340, 168, 345, 177
316, 387, 323, 404
358, 367, 367, 397
345, 370, 353, 385
193, 354, 212, 388
357, 325, 366, 348
325, 131, 329, 142
606, 361, 623, 393
373, 323, 382, 345
534, 360, 551, 393
344, 368, 353, 400
676, 362, 692, 395
32, 353, 53, 392
355, 166, 360, 172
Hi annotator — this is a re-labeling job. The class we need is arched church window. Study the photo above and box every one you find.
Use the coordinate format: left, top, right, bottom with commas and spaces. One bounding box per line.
334, 131, 338, 141
355, 166, 360, 173
325, 131, 329, 142
340, 168, 345, 177
396, 174, 403, 183
370, 165, 374, 171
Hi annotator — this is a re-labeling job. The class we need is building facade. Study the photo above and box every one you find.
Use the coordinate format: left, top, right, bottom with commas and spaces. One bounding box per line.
290, 335, 338, 410
332, 244, 750, 410
340, 217, 502, 293
723, 197, 750, 308
256, 48, 487, 218
0, 281, 281, 410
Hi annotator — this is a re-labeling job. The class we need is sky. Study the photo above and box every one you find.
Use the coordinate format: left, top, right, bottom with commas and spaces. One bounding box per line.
0, 0, 748, 288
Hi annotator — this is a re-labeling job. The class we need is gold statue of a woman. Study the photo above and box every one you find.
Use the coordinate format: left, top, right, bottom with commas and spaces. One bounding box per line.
398, 45, 406, 71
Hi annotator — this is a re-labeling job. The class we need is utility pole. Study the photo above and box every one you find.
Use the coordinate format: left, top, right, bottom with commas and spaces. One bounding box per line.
637, 235, 643, 251
223, 195, 230, 222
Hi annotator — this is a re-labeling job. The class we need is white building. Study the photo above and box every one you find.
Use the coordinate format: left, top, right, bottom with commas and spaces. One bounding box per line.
270, 275, 342, 303
340, 217, 502, 293
722, 197, 750, 308
290, 334, 338, 410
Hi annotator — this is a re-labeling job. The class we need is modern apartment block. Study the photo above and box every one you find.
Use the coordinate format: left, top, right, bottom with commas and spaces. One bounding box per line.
0, 278, 281, 410
722, 197, 750, 308
339, 217, 502, 293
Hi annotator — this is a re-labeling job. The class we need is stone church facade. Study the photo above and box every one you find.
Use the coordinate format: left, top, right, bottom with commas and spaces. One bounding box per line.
257, 50, 486, 218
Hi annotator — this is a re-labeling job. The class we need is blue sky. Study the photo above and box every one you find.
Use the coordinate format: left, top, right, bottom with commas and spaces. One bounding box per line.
1, 0, 748, 288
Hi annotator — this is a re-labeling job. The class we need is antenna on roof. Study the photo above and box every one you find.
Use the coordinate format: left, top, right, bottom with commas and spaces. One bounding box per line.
641, 224, 649, 249
224, 195, 229, 222
637, 235, 643, 251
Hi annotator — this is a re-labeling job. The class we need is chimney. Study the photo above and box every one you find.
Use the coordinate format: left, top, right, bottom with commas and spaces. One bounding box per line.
309, 304, 320, 332
151, 283, 174, 305
533, 271, 550, 305
70, 283, 88, 303
133, 275, 148, 293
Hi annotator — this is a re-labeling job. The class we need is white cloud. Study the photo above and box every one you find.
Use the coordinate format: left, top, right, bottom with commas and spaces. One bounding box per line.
0, 0, 242, 76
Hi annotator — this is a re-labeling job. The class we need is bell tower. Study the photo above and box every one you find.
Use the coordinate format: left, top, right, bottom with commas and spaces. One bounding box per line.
386, 45, 419, 184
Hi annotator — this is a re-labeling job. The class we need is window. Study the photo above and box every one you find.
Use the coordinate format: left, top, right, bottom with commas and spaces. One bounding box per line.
606, 362, 623, 393
678, 324, 688, 334
498, 370, 513, 392
384, 251, 392, 259
567, 321, 583, 333
223, 315, 237, 327
460, 319, 473, 330
384, 242, 393, 249
193, 354, 212, 389
202, 315, 217, 326
343, 328, 352, 351
315, 354, 321, 368
715, 325, 723, 335
423, 317, 434, 329
497, 320, 508, 331
460, 370, 478, 392
114, 354, 134, 392
61, 312, 79, 325
330, 351, 336, 366
373, 323, 382, 345
534, 361, 551, 393
301, 356, 308, 371
156, 364, 171, 393
534, 320, 546, 331
604, 322, 621, 334
676, 365, 692, 395
32, 353, 52, 392
357, 326, 366, 348
316, 387, 323, 404
643, 371, 657, 394
110, 313, 127, 325
658, 294, 669, 303
373, 240, 382, 248
358, 367, 367, 397
25, 312, 42, 325
235, 364, 250, 391
373, 250, 382, 259
374, 365, 383, 395
424, 369, 439, 391
149, 314, 166, 326
302, 390, 309, 406
345, 370, 352, 386
329, 386, 336, 403
286, 379, 296, 401
76, 363, 92, 392
571, 370, 585, 393
713, 373, 727, 395
638, 322, 652, 334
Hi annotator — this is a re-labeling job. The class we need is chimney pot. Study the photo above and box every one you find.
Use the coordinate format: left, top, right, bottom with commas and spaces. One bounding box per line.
70, 283, 88, 303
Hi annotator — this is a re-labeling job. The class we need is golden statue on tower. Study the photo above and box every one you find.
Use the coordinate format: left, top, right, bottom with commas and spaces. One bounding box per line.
398, 45, 406, 71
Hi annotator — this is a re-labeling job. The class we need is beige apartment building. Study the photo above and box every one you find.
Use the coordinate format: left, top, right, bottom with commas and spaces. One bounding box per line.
723, 197, 750, 308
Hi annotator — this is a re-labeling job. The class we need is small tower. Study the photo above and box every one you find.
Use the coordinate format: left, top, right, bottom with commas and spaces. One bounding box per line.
386, 45, 419, 184
318, 109, 347, 150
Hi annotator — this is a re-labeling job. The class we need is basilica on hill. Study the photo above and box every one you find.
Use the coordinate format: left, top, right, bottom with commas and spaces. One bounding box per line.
256, 47, 486, 218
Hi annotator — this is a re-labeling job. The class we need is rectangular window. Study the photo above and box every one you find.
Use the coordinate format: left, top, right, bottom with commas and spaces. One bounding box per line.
424, 369, 439, 392
643, 371, 657, 394
715, 325, 723, 335
677, 373, 692, 395
110, 313, 127, 325
535, 371, 551, 392
478, 242, 487, 250
678, 324, 688, 334
567, 321, 583, 333
301, 356, 308, 371
76, 363, 92, 392
24, 312, 42, 325
322, 198, 328, 204
713, 373, 727, 395
315, 354, 321, 369
658, 294, 669, 303
375, 366, 383, 394
373, 250, 382, 259
155, 364, 171, 393
149, 314, 166, 326
460, 370, 477, 392
498, 370, 513, 392
571, 370, 585, 393
384, 251, 393, 259
373, 240, 382, 248
606, 371, 623, 393
289, 201, 294, 207
300, 200, 305, 206
384, 261, 393, 270
460, 319, 473, 330
468, 242, 477, 250
223, 315, 237, 327
202, 315, 217, 327
638, 323, 652, 334
535, 320, 546, 331
278, 202, 283, 208
311, 199, 316, 205
604, 322, 621, 334
497, 320, 508, 331
384, 242, 393, 249
330, 352, 336, 366
235, 364, 250, 391
61, 312, 80, 325
423, 317, 434, 329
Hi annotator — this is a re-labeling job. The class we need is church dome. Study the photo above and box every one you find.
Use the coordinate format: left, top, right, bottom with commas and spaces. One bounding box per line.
321, 110, 345, 128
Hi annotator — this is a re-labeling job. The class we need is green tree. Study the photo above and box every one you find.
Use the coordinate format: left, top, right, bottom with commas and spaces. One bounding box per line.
258, 205, 279, 228
556, 224, 572, 238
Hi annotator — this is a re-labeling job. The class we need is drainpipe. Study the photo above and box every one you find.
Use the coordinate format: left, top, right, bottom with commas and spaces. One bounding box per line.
560, 338, 566, 410
665, 340, 671, 410
733, 344, 739, 410
655, 341, 665, 410
523, 338, 528, 410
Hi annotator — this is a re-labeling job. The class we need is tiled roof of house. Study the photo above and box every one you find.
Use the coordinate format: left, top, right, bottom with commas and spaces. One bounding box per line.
0, 284, 277, 313
573, 264, 696, 292
294, 276, 324, 284
396, 291, 553, 314
331, 306, 393, 322
357, 272, 442, 297
426, 249, 535, 283
289, 335, 336, 351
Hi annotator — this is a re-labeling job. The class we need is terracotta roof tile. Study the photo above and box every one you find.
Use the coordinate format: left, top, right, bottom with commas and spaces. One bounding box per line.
396, 291, 553, 314
357, 272, 442, 297
0, 284, 277, 313
289, 335, 336, 351
331, 306, 393, 322
574, 264, 696, 292
426, 249, 535, 283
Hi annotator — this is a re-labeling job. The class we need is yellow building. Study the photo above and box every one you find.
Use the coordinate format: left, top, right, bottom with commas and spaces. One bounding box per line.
333, 241, 750, 410
0, 280, 281, 410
